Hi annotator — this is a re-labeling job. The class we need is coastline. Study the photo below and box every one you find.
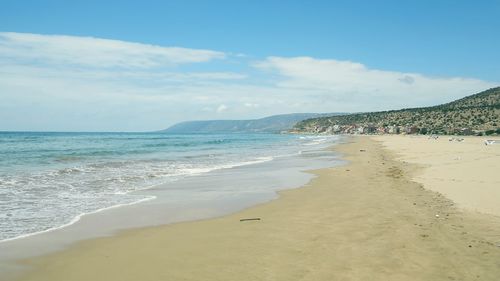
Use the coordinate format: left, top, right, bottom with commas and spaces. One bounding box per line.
0, 136, 343, 280
7, 136, 500, 280
0, 132, 334, 245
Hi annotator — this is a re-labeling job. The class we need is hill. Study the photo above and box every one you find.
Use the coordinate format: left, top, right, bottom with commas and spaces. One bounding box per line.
160, 113, 343, 134
293, 87, 500, 136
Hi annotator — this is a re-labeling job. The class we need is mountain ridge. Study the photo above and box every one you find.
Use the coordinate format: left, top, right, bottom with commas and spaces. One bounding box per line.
160, 113, 344, 133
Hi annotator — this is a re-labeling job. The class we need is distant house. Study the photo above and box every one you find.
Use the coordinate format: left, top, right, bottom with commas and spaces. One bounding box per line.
388, 126, 400, 134
406, 126, 419, 134
377, 127, 386, 134
445, 128, 455, 135
460, 128, 473, 135
363, 126, 377, 134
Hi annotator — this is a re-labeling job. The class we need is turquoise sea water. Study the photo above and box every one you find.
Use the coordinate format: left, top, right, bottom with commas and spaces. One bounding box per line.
0, 132, 336, 242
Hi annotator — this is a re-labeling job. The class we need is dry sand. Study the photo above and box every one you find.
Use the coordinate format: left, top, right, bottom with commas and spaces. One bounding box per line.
374, 135, 500, 216
10, 136, 500, 281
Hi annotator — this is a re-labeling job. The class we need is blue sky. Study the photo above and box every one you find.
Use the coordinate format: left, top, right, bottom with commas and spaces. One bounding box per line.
1, 0, 499, 131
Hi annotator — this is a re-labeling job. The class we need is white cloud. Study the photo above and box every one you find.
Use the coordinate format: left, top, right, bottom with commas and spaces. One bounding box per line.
216, 104, 228, 113
244, 102, 260, 108
254, 56, 498, 110
0, 32, 497, 131
0, 32, 225, 68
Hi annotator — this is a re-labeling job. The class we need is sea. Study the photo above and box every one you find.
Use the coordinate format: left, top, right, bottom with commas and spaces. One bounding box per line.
0, 131, 342, 243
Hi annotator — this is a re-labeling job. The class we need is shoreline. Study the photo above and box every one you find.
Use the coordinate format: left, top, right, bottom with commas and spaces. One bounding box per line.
0, 196, 157, 244
0, 137, 343, 280
0, 154, 278, 244
0, 133, 338, 246
7, 136, 500, 280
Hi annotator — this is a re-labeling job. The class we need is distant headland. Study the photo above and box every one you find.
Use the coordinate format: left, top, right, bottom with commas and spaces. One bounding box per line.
159, 113, 344, 134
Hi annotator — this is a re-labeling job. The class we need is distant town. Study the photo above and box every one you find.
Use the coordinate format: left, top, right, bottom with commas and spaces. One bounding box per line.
292, 123, 500, 136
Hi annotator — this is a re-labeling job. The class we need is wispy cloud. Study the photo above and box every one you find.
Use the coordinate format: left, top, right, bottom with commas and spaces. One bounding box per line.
0, 33, 248, 131
0, 32, 225, 68
216, 104, 228, 113
254, 56, 498, 110
0, 33, 497, 131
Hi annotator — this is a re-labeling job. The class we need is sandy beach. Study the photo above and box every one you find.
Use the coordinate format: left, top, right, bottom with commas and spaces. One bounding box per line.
374, 135, 500, 216
9, 136, 500, 281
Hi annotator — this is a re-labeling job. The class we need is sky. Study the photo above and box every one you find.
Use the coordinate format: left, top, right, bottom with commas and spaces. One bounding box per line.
1, 0, 499, 132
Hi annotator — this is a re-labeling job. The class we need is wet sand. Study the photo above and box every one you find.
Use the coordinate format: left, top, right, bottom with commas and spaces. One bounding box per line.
10, 136, 500, 281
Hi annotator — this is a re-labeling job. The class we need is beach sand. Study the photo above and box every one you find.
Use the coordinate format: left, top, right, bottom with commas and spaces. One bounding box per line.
374, 135, 500, 216
10, 136, 500, 281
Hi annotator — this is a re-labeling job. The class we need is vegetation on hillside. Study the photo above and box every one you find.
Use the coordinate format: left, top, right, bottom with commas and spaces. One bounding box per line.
293, 87, 500, 135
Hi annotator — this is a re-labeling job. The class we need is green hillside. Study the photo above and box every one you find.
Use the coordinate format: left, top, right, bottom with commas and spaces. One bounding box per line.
293, 87, 500, 135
